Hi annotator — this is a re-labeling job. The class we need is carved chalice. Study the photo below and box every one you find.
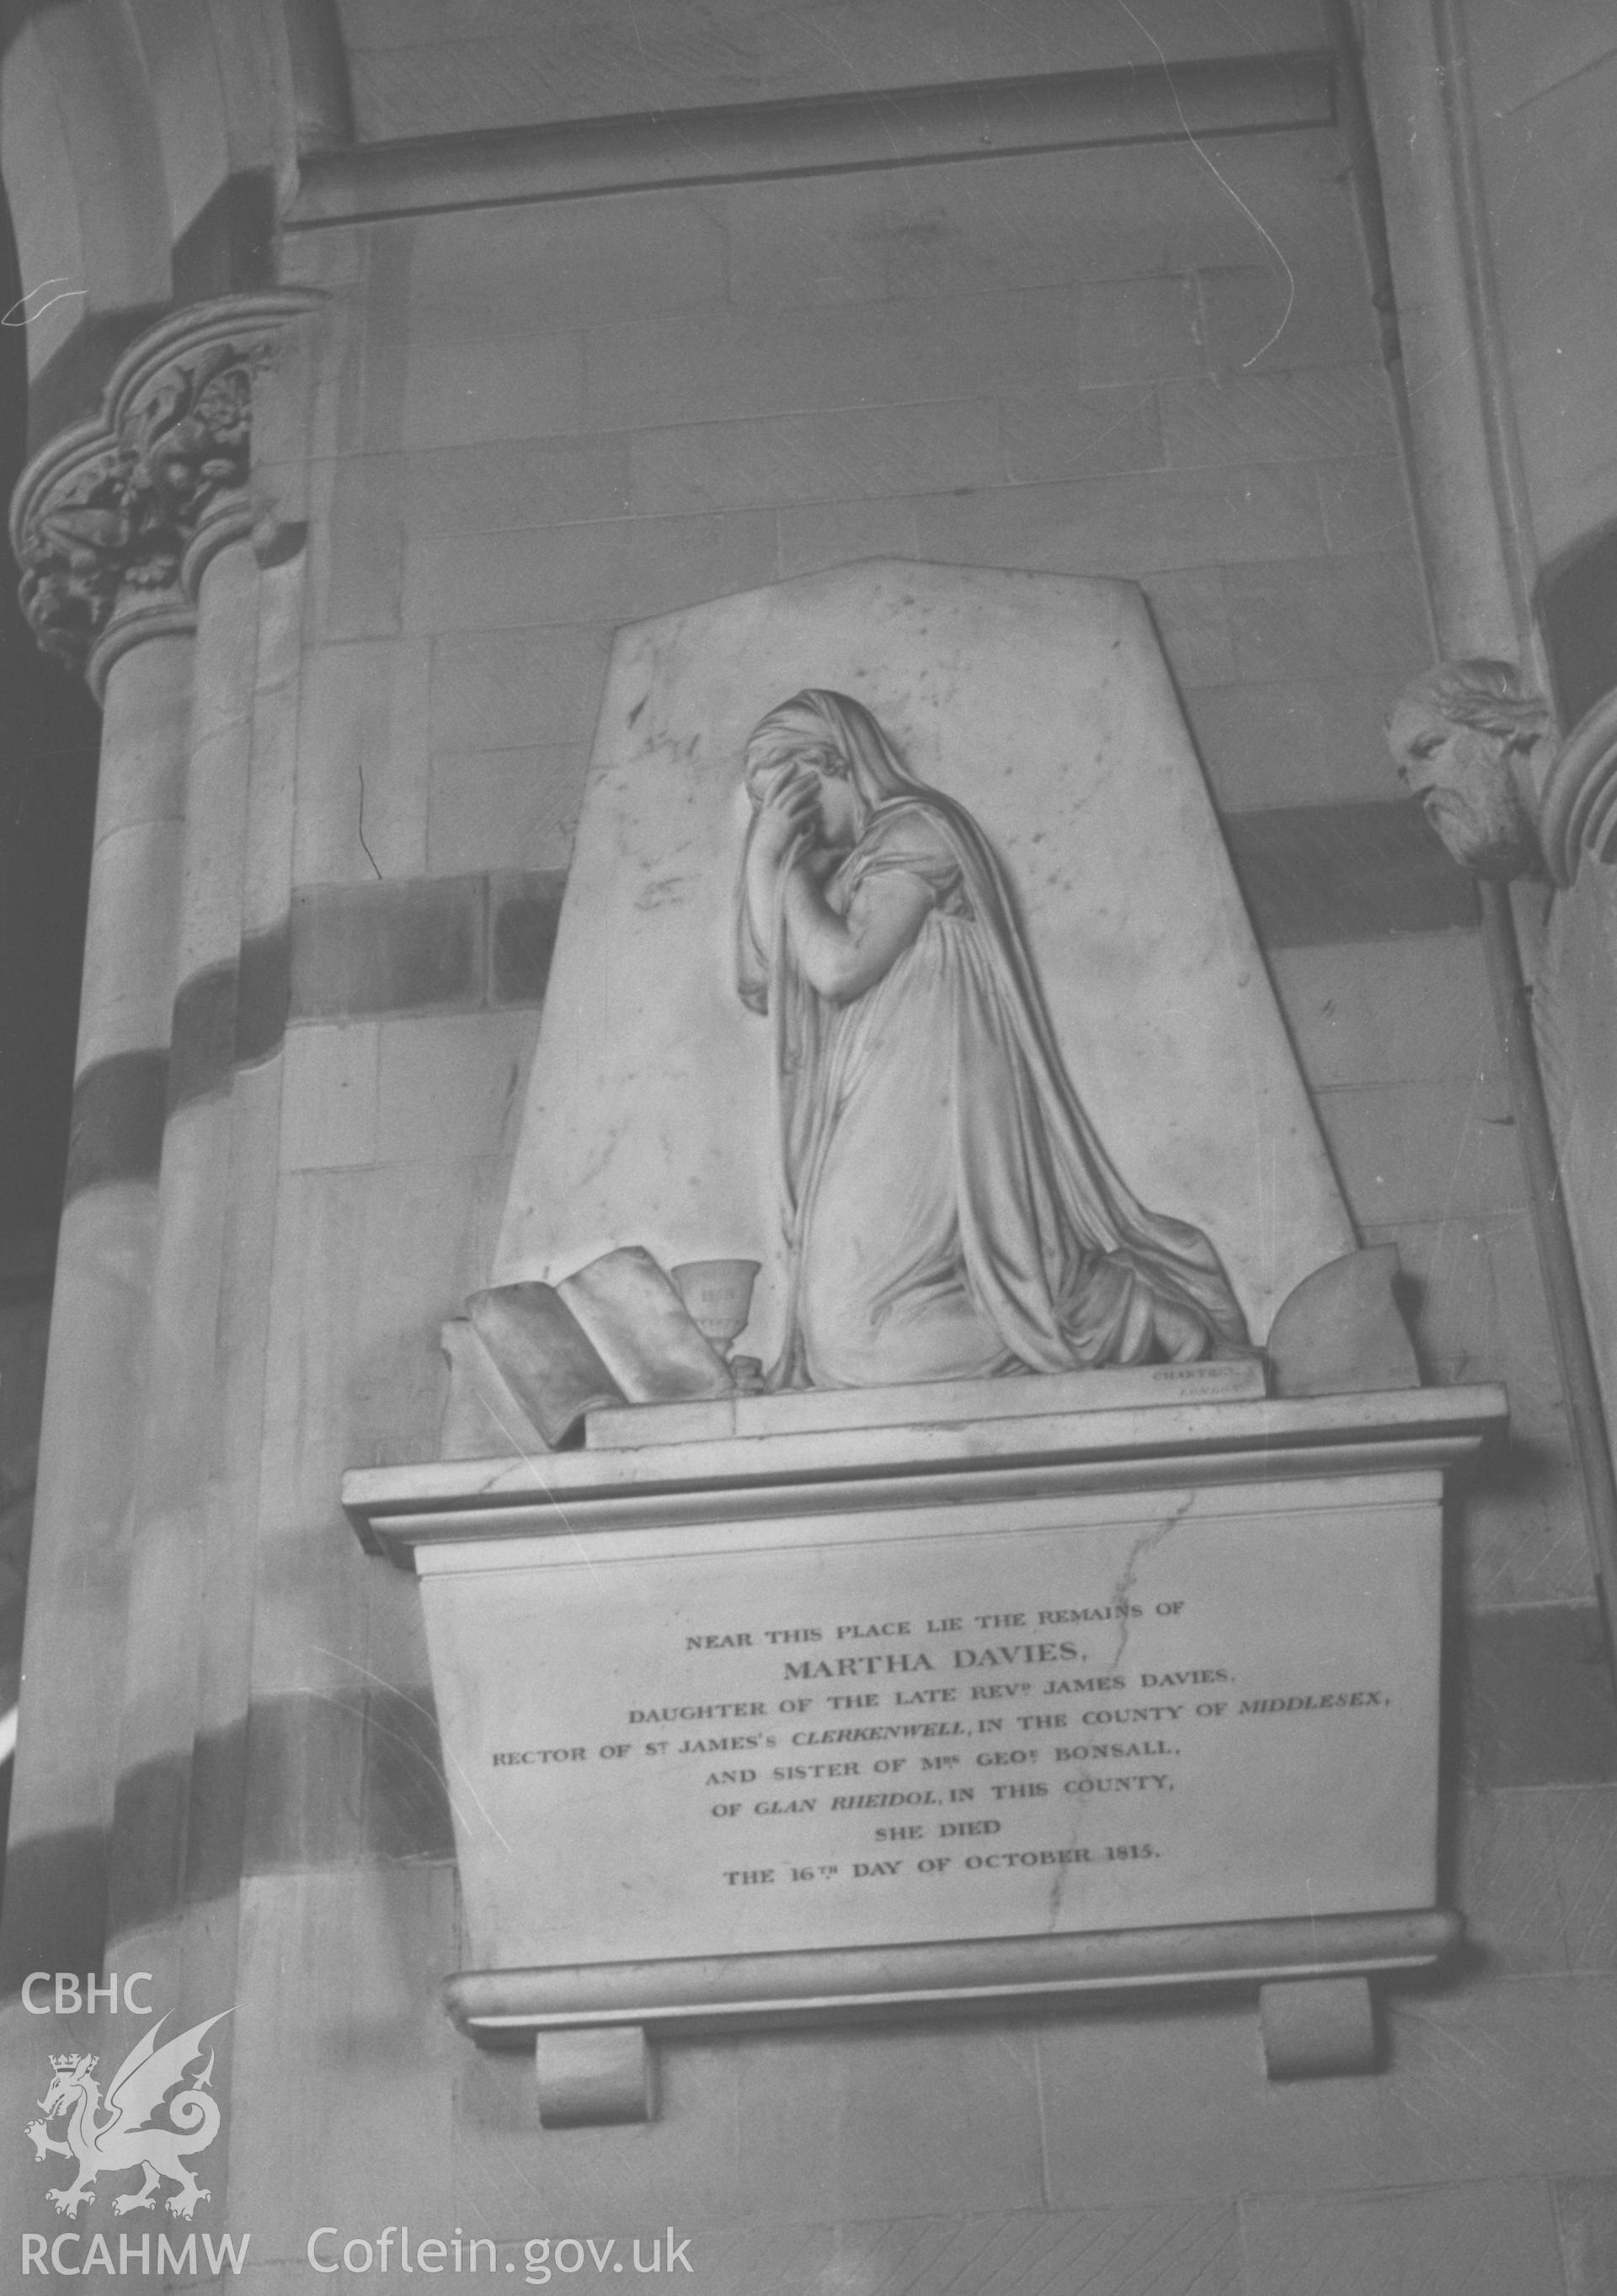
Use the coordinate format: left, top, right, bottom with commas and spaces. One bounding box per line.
671, 1259, 761, 1391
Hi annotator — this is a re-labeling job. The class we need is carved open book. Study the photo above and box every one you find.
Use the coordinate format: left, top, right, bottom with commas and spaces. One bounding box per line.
465, 1246, 734, 1448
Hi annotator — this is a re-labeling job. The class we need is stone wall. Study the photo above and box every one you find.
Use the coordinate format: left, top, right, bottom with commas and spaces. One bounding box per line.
334, 0, 1330, 141
1462, 0, 1617, 571
216, 91, 1614, 2296
1449, 0, 1617, 1540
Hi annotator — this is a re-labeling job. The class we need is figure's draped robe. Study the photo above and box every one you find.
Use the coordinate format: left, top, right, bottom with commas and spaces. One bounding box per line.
739, 797, 1249, 1391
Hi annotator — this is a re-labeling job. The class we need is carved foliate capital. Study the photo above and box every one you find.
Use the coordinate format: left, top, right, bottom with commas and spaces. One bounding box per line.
119, 336, 262, 583
11, 291, 320, 678
13, 429, 137, 669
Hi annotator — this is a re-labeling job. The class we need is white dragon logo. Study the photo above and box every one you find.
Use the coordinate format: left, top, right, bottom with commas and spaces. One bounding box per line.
25, 2013, 227, 2219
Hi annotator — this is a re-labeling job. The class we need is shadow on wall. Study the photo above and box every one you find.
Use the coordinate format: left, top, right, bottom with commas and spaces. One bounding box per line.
0, 169, 99, 1217
0, 0, 80, 50
0, 1271, 51, 1916
0, 137, 101, 1924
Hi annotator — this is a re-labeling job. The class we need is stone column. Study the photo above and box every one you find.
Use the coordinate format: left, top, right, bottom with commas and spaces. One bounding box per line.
1358, 3, 1617, 1630
106, 532, 260, 1956
92, 311, 318, 2051
1355, 0, 1518, 665
0, 468, 195, 1990
0, 295, 317, 1997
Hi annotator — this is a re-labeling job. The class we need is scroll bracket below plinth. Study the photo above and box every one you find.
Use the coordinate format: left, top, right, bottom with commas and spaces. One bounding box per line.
461, 1910, 1457, 2127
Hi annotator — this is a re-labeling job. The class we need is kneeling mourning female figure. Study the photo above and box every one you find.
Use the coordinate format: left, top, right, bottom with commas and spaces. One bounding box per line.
736, 689, 1250, 1392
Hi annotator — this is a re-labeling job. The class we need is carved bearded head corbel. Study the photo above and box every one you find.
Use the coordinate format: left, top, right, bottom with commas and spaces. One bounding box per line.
1385, 659, 1552, 880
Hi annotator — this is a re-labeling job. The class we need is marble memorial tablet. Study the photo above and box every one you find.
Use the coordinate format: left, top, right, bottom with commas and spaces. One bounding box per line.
419, 1470, 1439, 1974
492, 562, 1357, 1359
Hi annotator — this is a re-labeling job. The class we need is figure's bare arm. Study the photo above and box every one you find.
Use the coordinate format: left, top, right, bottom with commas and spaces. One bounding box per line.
744, 764, 819, 959
782, 863, 932, 1002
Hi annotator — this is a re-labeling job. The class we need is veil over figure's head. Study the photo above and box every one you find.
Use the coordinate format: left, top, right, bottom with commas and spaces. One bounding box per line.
742, 689, 921, 818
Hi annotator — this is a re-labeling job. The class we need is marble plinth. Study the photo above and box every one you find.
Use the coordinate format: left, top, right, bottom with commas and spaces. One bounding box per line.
491, 562, 1355, 1356
345, 1383, 1503, 2099
585, 1355, 1267, 1449
347, 1384, 1504, 1563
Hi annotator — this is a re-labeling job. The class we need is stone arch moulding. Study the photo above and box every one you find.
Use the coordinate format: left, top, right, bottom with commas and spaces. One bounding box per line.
283, 0, 355, 153
0, 2, 173, 380
2, 1, 348, 433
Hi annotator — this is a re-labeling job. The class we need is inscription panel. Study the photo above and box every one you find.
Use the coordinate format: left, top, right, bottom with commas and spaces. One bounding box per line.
419, 1476, 1440, 1972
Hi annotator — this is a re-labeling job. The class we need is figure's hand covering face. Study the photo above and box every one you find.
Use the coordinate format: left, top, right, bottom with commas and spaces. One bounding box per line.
797, 749, 859, 852
745, 728, 862, 860
746, 755, 819, 866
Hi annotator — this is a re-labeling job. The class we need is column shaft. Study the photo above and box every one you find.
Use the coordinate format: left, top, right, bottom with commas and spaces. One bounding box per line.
0, 623, 192, 1987
107, 535, 262, 1950
1358, 0, 1617, 1632
1358, 0, 1517, 662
